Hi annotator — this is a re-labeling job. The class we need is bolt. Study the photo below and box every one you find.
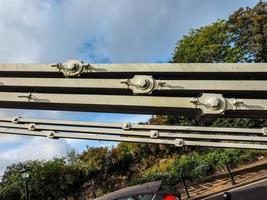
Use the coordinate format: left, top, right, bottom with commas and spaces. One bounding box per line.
150, 130, 159, 138
123, 123, 131, 130
47, 131, 56, 139
12, 116, 21, 124
263, 127, 267, 136
28, 123, 36, 131
135, 78, 149, 89
175, 139, 184, 147
207, 98, 221, 110
69, 63, 79, 72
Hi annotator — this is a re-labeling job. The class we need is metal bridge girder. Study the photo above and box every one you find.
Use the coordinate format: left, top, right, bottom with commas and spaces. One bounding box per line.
1, 61, 267, 150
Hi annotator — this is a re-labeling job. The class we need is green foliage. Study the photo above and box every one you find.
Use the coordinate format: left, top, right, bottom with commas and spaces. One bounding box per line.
173, 1, 267, 63
173, 21, 236, 63
227, 1, 267, 62
140, 149, 264, 186
0, 159, 87, 200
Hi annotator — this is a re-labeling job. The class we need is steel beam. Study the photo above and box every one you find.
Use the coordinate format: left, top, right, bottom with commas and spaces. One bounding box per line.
1, 78, 267, 93
2, 128, 267, 150
0, 117, 264, 135
0, 92, 267, 117
1, 63, 267, 73
1, 119, 267, 150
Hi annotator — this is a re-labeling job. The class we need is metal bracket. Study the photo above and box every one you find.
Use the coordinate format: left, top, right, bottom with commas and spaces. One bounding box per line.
18, 93, 34, 102
52, 60, 91, 77
190, 93, 227, 116
121, 75, 155, 94
232, 99, 244, 108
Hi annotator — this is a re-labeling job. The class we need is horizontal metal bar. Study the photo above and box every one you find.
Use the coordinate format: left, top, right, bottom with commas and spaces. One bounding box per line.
0, 121, 266, 142
0, 78, 123, 89
157, 80, 267, 91
0, 117, 266, 135
1, 78, 267, 93
162, 133, 267, 142
184, 141, 267, 150
0, 128, 176, 146
0, 63, 55, 72
1, 127, 267, 150
0, 92, 197, 115
2, 78, 267, 92
130, 124, 263, 134
0, 117, 263, 134
1, 63, 267, 73
0, 92, 267, 117
0, 117, 124, 128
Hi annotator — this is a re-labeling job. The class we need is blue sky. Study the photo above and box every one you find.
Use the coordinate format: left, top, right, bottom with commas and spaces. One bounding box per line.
0, 0, 260, 174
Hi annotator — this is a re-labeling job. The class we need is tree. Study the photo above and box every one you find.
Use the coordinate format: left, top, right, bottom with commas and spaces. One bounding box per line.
227, 1, 267, 62
0, 159, 86, 200
173, 1, 267, 63
172, 21, 239, 63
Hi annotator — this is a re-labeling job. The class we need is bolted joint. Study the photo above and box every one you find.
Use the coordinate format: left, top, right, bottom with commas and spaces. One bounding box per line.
135, 78, 150, 89
53, 60, 90, 77
194, 93, 227, 116
46, 131, 56, 139
12, 116, 21, 124
123, 123, 131, 130
206, 97, 222, 110
28, 123, 36, 131
122, 75, 155, 94
150, 130, 159, 138
175, 139, 184, 147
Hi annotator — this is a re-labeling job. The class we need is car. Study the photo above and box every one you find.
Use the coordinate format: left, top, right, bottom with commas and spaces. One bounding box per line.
94, 181, 181, 200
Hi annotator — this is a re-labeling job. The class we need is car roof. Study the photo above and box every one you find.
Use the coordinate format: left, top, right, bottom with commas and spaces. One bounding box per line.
95, 181, 162, 200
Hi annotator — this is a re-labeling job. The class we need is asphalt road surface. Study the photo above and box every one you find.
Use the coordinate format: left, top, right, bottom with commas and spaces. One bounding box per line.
202, 178, 267, 200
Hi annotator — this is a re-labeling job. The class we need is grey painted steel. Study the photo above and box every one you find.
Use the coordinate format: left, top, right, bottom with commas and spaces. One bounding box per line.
0, 117, 263, 135
129, 124, 263, 134
2, 78, 267, 92
0, 92, 197, 114
1, 92, 267, 117
182, 141, 267, 150
0, 128, 177, 146
1, 61, 267, 150
0, 117, 123, 128
1, 62, 267, 73
1, 117, 267, 150
1, 61, 267, 118
1, 126, 267, 150
0, 122, 266, 142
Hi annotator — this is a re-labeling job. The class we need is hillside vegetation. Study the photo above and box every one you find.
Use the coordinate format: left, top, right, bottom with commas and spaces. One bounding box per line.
0, 2, 266, 200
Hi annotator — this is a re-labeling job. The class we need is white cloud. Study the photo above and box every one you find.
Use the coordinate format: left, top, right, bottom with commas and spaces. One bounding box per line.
0, 136, 70, 174
0, 0, 259, 63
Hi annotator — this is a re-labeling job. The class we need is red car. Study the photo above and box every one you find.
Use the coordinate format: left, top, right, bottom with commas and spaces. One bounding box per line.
95, 181, 181, 200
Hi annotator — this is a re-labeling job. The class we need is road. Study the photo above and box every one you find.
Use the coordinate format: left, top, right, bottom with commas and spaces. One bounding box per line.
202, 178, 267, 200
